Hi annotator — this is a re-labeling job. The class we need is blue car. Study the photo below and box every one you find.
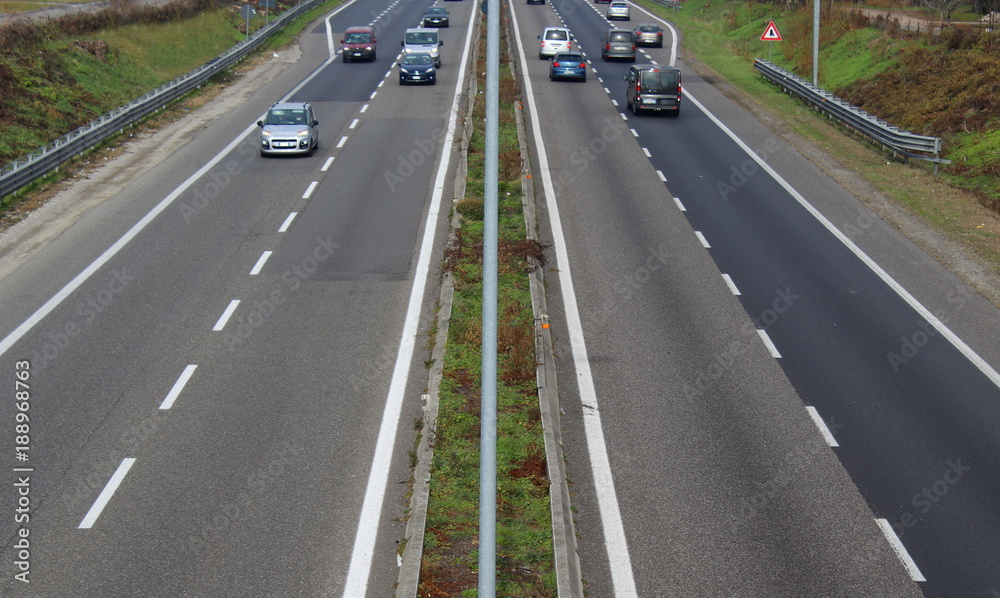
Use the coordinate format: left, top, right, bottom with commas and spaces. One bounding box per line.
549, 52, 587, 82
399, 52, 437, 85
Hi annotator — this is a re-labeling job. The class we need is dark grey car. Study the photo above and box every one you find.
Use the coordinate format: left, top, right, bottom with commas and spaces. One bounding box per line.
601, 29, 636, 62
625, 65, 681, 115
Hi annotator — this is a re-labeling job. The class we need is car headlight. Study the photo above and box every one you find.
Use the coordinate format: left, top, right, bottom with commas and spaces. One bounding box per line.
296, 129, 310, 138
262, 130, 273, 138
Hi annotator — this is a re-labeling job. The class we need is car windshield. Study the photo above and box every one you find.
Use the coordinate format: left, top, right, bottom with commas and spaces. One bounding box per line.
544, 30, 568, 40
609, 32, 633, 42
426, 8, 446, 14
265, 109, 308, 125
405, 32, 437, 44
344, 32, 371, 43
641, 70, 678, 89
554, 54, 583, 63
403, 53, 433, 66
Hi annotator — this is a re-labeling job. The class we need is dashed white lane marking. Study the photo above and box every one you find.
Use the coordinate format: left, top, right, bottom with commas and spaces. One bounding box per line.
360, 103, 369, 113
159, 365, 198, 410
337, 136, 348, 148
642, 147, 651, 157
279, 212, 297, 232
805, 406, 839, 447
673, 197, 685, 211
322, 157, 335, 171
350, 118, 360, 129
876, 518, 926, 582
303, 181, 319, 199
757, 329, 782, 358
722, 273, 740, 295
695, 231, 710, 248
250, 251, 272, 275
79, 458, 136, 529
212, 300, 240, 331
656, 170, 666, 182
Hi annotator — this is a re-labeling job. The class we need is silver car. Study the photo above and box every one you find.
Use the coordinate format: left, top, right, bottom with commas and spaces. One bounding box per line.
607, 1, 630, 21
538, 27, 573, 59
257, 102, 319, 157
633, 23, 664, 47
402, 28, 443, 67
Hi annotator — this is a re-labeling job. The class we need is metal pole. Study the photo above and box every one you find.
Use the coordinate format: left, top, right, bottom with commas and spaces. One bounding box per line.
478, 0, 499, 593
812, 0, 820, 85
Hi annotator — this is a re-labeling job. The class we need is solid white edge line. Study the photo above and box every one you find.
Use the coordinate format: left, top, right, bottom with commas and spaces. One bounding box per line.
159, 364, 198, 410
78, 458, 136, 529
279, 212, 297, 232
509, 5, 639, 597
681, 89, 1000, 390
212, 299, 240, 331
756, 329, 782, 358
805, 405, 839, 447
250, 250, 272, 275
339, 8, 478, 597
876, 518, 927, 582
695, 231, 711, 248
303, 181, 319, 199
323, 0, 366, 60
722, 273, 741, 296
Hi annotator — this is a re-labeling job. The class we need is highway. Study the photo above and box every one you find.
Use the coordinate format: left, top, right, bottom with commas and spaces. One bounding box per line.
0, 0, 475, 594
508, 0, 1000, 595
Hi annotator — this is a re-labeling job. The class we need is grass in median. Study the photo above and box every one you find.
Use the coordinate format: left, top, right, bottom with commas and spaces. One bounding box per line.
419, 11, 555, 597
640, 0, 999, 280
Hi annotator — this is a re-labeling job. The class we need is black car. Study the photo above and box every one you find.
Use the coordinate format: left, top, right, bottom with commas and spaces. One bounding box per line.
422, 6, 450, 27
399, 52, 437, 84
625, 65, 681, 115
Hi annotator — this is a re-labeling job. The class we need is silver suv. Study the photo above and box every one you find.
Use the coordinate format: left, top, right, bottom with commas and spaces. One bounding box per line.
601, 29, 635, 62
538, 27, 573, 59
257, 102, 319, 156
402, 28, 442, 67
625, 65, 682, 115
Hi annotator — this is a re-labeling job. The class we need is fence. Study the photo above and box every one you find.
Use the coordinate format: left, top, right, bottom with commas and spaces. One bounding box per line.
753, 59, 949, 171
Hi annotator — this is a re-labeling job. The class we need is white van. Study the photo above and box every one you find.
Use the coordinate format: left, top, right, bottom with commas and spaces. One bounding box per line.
402, 28, 442, 67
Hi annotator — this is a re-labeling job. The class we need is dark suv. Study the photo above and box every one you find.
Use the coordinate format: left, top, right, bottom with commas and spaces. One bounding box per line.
625, 65, 682, 115
601, 29, 636, 62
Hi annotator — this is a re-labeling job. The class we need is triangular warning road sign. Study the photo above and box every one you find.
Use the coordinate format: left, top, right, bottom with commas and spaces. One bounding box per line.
760, 20, 782, 41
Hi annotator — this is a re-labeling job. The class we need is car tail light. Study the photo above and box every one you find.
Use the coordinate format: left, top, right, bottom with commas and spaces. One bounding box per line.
567, 41, 572, 49
579, 62, 586, 68
553, 61, 560, 67
606, 43, 612, 50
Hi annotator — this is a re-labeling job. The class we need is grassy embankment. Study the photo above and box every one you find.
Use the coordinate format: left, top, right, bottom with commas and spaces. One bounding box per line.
417, 10, 554, 598
0, 0, 342, 219
640, 0, 999, 275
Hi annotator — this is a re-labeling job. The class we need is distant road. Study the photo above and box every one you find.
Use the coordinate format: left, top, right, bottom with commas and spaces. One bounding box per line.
0, 0, 173, 25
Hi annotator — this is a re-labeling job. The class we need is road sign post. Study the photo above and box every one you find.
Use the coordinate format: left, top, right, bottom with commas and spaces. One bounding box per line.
760, 19, 782, 61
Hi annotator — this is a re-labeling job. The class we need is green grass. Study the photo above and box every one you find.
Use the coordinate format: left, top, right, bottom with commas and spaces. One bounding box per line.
419, 11, 555, 596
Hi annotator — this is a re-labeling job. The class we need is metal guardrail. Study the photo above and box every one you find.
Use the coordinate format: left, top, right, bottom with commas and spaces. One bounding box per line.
649, 0, 681, 11
0, 0, 325, 200
753, 59, 950, 169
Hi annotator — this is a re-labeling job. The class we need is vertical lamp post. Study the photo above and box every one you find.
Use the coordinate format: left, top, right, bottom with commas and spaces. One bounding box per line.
479, 0, 499, 594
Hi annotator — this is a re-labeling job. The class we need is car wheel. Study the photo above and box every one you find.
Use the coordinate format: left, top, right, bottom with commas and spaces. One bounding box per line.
342, 53, 349, 63
371, 51, 376, 61
399, 77, 406, 85
539, 53, 545, 59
